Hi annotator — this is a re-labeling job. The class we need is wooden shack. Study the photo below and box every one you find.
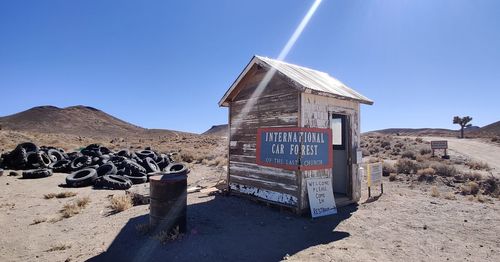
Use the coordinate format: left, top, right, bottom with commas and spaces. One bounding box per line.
219, 55, 373, 214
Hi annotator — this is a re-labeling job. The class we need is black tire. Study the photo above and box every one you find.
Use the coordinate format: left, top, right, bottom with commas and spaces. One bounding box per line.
117, 150, 131, 158
26, 152, 41, 169
85, 144, 101, 151
49, 159, 71, 173
165, 163, 189, 176
67, 152, 82, 161
99, 146, 111, 155
37, 152, 51, 168
17, 142, 39, 153
156, 154, 171, 170
66, 168, 97, 187
140, 157, 160, 173
47, 149, 65, 162
22, 169, 52, 179
96, 162, 117, 177
124, 172, 147, 184
10, 147, 28, 169
135, 150, 156, 160
81, 149, 102, 158
70, 156, 92, 171
0, 168, 4, 177
95, 175, 132, 190
123, 160, 146, 175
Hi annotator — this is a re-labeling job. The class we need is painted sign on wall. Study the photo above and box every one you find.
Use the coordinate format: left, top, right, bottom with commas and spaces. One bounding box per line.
256, 127, 333, 171
306, 177, 337, 217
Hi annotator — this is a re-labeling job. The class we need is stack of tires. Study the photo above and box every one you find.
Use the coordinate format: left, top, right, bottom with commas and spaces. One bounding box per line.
0, 142, 189, 190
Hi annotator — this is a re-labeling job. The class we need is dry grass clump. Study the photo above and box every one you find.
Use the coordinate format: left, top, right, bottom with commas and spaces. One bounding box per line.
444, 192, 457, 200
60, 197, 90, 218
110, 194, 133, 213
154, 226, 183, 244
202, 156, 227, 167
45, 243, 72, 252
417, 168, 436, 182
430, 163, 458, 177
461, 181, 480, 195
463, 172, 482, 181
389, 173, 397, 181
415, 137, 424, 143
466, 160, 490, 171
430, 186, 440, 197
401, 151, 416, 160
419, 148, 432, 155
382, 162, 396, 176
31, 217, 47, 225
44, 191, 77, 199
395, 159, 418, 174
481, 176, 499, 198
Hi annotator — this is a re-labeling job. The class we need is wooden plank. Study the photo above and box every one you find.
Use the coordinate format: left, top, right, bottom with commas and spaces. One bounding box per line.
229, 175, 298, 196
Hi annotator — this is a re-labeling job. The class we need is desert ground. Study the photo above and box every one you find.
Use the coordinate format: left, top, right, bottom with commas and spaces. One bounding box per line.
0, 131, 499, 262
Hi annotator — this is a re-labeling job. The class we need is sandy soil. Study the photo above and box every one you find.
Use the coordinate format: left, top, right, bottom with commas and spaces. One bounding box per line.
422, 137, 500, 178
1, 164, 499, 262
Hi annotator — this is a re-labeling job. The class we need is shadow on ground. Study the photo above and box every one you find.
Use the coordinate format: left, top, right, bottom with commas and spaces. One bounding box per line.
87, 195, 356, 262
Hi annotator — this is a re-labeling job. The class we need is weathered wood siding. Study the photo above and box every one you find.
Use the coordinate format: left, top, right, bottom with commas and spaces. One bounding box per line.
299, 92, 361, 211
228, 64, 300, 206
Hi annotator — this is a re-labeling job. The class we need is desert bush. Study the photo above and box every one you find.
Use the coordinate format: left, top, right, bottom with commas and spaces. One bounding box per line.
417, 168, 436, 182
401, 151, 416, 160
60, 197, 90, 218
380, 141, 391, 148
430, 186, 440, 197
444, 192, 457, 200
491, 137, 498, 142
461, 181, 480, 195
394, 142, 404, 148
46, 243, 72, 252
389, 173, 397, 181
110, 195, 133, 213
466, 160, 490, 171
430, 163, 458, 177
415, 137, 423, 143
44, 192, 77, 199
395, 159, 418, 174
180, 152, 195, 163
361, 148, 370, 157
463, 172, 482, 181
383, 162, 396, 176
419, 148, 432, 155
480, 176, 499, 197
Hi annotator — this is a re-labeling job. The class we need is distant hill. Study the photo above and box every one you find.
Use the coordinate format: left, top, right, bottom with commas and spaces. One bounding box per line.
474, 121, 500, 137
365, 124, 497, 138
0, 105, 185, 138
203, 124, 228, 137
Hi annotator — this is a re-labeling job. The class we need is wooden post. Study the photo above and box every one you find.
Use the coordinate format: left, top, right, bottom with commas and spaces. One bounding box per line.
380, 183, 384, 195
368, 186, 371, 198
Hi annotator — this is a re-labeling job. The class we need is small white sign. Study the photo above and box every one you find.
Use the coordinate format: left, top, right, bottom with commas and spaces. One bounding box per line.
306, 177, 337, 218
367, 162, 383, 186
431, 140, 448, 149
356, 149, 363, 164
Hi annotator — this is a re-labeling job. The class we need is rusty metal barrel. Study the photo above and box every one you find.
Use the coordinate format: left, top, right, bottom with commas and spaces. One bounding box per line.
149, 173, 187, 233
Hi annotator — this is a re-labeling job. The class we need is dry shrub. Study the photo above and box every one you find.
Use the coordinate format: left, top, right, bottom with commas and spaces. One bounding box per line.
154, 225, 183, 243
476, 194, 486, 203
401, 151, 416, 160
395, 159, 418, 174
389, 173, 397, 181
430, 186, 440, 197
415, 137, 423, 143
444, 192, 456, 200
60, 197, 90, 218
31, 217, 47, 225
180, 152, 195, 163
44, 192, 77, 199
431, 163, 458, 177
461, 181, 480, 195
45, 243, 72, 252
417, 168, 436, 182
380, 141, 391, 148
383, 162, 396, 176
419, 148, 432, 155
481, 176, 499, 197
110, 195, 133, 213
466, 160, 490, 171
463, 172, 482, 181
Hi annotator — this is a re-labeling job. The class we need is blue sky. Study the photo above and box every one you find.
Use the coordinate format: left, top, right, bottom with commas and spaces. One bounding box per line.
1, 0, 499, 134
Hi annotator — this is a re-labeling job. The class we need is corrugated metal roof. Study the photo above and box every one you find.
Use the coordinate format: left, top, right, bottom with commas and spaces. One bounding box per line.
219, 55, 373, 106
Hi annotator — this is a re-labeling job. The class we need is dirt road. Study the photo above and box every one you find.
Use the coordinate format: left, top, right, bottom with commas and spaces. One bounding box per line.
422, 137, 500, 176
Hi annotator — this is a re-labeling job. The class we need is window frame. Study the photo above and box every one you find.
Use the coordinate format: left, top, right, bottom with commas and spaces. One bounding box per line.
331, 113, 346, 150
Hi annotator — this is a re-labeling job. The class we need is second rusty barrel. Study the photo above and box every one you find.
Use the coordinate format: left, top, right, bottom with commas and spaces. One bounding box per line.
149, 171, 187, 233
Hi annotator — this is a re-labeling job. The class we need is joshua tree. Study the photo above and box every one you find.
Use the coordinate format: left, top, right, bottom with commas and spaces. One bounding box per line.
453, 116, 472, 139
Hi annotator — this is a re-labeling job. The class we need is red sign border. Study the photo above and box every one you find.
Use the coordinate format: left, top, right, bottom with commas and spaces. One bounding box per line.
256, 127, 333, 171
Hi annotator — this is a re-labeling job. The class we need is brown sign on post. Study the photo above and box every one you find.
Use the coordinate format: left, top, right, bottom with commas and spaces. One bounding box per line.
431, 140, 448, 149
431, 140, 449, 158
